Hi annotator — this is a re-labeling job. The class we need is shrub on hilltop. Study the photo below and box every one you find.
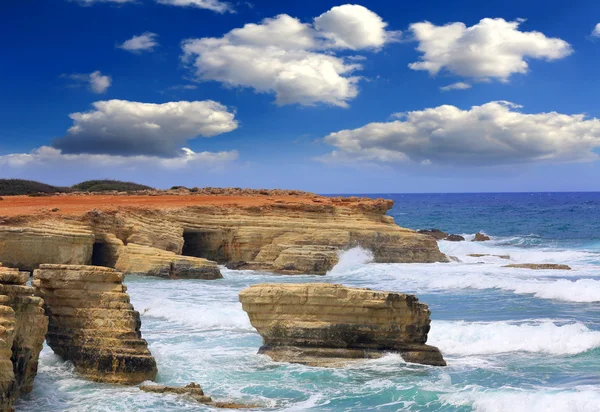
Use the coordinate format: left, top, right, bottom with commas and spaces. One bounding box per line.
71, 179, 154, 193
0, 179, 69, 196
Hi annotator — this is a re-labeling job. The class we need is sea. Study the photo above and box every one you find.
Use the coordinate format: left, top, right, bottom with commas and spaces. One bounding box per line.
17, 192, 600, 411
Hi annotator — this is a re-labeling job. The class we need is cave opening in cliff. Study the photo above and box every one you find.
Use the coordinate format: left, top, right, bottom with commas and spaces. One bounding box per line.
91, 242, 114, 267
182, 229, 227, 263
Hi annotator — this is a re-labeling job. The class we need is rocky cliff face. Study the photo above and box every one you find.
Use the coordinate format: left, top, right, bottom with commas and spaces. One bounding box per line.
0, 266, 48, 411
0, 192, 446, 276
32, 264, 157, 384
239, 283, 446, 367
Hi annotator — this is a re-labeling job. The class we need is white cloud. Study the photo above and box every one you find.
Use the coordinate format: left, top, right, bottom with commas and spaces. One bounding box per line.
65, 71, 112, 94
75, 0, 135, 5
409, 18, 572, 81
0, 146, 238, 170
592, 23, 600, 38
53, 99, 238, 157
321, 101, 600, 166
156, 0, 232, 13
181, 4, 396, 107
440, 82, 472, 92
119, 32, 159, 53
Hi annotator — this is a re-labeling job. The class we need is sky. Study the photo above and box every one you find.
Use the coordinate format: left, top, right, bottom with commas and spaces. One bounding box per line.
0, 0, 599, 193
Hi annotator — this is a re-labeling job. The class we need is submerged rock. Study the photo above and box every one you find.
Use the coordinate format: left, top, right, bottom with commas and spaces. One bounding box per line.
0, 266, 48, 411
417, 229, 448, 241
239, 283, 446, 367
467, 254, 510, 259
473, 232, 491, 242
503, 263, 571, 270
444, 234, 465, 242
32, 265, 157, 384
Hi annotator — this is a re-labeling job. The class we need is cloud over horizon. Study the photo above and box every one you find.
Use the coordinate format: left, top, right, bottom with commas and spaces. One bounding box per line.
409, 18, 572, 82
320, 101, 600, 166
181, 4, 398, 107
52, 99, 238, 157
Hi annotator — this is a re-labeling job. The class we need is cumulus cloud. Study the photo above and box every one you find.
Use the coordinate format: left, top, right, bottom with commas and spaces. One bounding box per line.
0, 146, 238, 170
409, 18, 572, 81
440, 82, 472, 92
592, 23, 600, 38
181, 4, 397, 107
118, 32, 159, 53
156, 0, 232, 13
52, 100, 238, 157
320, 101, 600, 166
65, 71, 112, 94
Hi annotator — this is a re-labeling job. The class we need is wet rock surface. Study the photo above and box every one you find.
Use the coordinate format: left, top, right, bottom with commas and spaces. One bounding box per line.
503, 263, 571, 270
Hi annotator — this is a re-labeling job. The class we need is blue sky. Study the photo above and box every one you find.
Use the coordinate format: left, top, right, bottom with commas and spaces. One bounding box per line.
0, 0, 599, 192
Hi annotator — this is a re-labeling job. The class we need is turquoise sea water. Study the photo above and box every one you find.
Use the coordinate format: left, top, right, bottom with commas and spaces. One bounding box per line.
18, 193, 600, 411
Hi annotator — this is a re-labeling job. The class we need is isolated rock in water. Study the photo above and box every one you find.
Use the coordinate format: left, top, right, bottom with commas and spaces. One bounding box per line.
467, 254, 510, 260
0, 225, 94, 271
0, 266, 48, 410
114, 243, 222, 279
417, 229, 448, 240
504, 263, 571, 270
473, 232, 491, 242
444, 234, 465, 242
239, 283, 446, 367
33, 265, 157, 384
140, 382, 212, 403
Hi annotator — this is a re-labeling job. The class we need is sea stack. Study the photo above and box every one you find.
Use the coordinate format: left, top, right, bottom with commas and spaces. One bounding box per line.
239, 283, 446, 367
0, 266, 48, 411
32, 265, 157, 384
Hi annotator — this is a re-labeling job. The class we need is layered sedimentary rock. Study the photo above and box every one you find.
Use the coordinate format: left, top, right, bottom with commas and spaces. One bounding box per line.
33, 265, 157, 384
504, 263, 571, 270
239, 283, 446, 367
1, 190, 447, 275
114, 243, 222, 280
0, 224, 94, 271
0, 266, 48, 411
140, 383, 212, 403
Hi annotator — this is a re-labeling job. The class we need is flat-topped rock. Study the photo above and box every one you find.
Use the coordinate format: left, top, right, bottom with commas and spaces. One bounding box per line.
239, 283, 446, 367
503, 263, 572, 270
140, 382, 212, 403
467, 254, 510, 259
417, 229, 448, 240
33, 264, 157, 384
114, 244, 222, 279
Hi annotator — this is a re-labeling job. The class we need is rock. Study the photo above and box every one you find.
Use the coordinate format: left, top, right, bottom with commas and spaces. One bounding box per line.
467, 254, 510, 259
444, 234, 465, 242
417, 229, 448, 240
239, 283, 446, 367
473, 232, 491, 242
503, 264, 571, 270
0, 266, 48, 410
32, 265, 157, 384
140, 382, 212, 403
0, 225, 94, 271
114, 243, 222, 280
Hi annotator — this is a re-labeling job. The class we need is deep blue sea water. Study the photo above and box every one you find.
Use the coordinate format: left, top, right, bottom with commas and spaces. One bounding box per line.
18, 193, 600, 412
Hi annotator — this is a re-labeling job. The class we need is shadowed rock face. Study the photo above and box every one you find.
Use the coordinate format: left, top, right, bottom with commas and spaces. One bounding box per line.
239, 283, 446, 367
32, 265, 157, 384
0, 266, 48, 412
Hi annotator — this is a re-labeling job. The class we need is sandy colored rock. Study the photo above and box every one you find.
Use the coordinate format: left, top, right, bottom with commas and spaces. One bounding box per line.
0, 266, 48, 411
467, 254, 510, 259
417, 229, 448, 240
114, 243, 222, 279
0, 191, 447, 275
503, 263, 571, 270
444, 234, 465, 242
33, 265, 157, 384
473, 232, 491, 242
239, 283, 446, 367
140, 382, 212, 403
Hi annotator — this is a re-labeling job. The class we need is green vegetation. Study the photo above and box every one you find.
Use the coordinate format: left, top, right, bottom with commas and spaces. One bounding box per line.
0, 179, 154, 196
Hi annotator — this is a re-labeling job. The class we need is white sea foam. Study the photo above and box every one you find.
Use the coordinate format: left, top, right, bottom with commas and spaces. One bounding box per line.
429, 320, 600, 355
442, 388, 600, 412
328, 247, 373, 274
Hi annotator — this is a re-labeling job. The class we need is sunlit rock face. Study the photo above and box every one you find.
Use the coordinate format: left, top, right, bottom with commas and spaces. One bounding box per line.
239, 283, 446, 367
0, 266, 48, 411
33, 265, 157, 385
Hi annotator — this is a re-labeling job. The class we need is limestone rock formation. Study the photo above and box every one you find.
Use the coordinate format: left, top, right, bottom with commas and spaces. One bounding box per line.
140, 382, 212, 403
0, 225, 94, 271
417, 229, 448, 240
503, 263, 571, 270
0, 266, 48, 411
33, 264, 157, 384
239, 283, 446, 367
114, 243, 222, 280
444, 234, 465, 242
473, 232, 491, 242
467, 254, 510, 259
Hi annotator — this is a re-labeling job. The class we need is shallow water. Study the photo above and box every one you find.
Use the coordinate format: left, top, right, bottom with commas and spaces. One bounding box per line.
17, 193, 600, 411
